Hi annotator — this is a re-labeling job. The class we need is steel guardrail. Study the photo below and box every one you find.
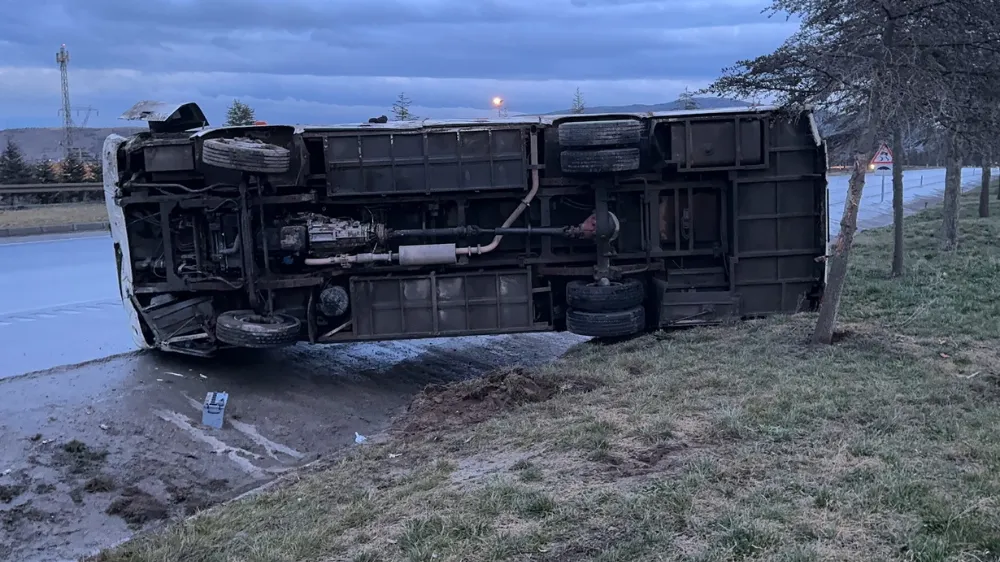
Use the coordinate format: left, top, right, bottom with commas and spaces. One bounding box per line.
0, 183, 103, 195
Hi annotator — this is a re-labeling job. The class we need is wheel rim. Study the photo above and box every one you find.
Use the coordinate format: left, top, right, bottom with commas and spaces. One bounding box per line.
235, 313, 285, 326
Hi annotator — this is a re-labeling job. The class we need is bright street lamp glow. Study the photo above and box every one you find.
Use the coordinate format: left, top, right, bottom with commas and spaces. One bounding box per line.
492, 97, 503, 107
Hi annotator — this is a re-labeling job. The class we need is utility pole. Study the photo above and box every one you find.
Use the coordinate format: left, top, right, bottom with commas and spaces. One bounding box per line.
56, 44, 74, 159
55, 44, 98, 160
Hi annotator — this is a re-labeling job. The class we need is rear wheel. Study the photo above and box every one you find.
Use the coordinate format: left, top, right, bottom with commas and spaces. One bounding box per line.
561, 147, 640, 174
558, 119, 643, 148
566, 278, 645, 313
566, 306, 645, 338
214, 310, 301, 348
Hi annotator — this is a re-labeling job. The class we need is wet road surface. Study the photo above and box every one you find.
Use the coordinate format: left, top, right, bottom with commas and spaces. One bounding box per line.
0, 233, 135, 379
827, 166, 996, 238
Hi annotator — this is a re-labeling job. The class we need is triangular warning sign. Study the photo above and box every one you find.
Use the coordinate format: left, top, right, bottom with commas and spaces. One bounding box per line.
871, 143, 893, 165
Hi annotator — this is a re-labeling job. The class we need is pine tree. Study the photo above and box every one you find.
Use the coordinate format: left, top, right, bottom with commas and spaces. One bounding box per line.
392, 92, 417, 121
678, 88, 698, 110
61, 152, 88, 183
31, 160, 57, 183
88, 160, 104, 183
0, 138, 32, 184
570, 88, 586, 114
225, 99, 256, 126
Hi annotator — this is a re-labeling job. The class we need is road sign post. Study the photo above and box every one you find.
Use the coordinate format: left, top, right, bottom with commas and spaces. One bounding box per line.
871, 142, 893, 177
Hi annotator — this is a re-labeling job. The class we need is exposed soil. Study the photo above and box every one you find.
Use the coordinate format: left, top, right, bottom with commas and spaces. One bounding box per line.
55, 439, 110, 476
84, 475, 117, 494
0, 483, 27, 503
0, 330, 581, 562
1, 501, 50, 532
106, 487, 169, 529
401, 367, 598, 433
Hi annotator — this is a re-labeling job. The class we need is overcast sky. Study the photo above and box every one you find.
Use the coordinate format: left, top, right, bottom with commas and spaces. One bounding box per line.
0, 0, 796, 129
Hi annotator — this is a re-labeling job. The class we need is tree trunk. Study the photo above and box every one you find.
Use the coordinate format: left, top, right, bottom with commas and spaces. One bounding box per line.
980, 159, 992, 218
891, 128, 905, 277
813, 148, 870, 345
940, 135, 962, 251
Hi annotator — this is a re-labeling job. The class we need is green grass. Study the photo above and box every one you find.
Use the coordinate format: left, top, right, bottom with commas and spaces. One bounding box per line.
93, 188, 1000, 562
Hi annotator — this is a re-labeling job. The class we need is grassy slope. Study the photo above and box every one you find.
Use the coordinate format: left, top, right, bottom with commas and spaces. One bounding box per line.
0, 203, 107, 228
95, 188, 1000, 562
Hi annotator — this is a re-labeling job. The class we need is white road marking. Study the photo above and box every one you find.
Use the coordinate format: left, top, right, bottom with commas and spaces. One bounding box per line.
155, 409, 290, 476
229, 419, 305, 461
0, 298, 119, 318
184, 395, 304, 461
0, 233, 109, 247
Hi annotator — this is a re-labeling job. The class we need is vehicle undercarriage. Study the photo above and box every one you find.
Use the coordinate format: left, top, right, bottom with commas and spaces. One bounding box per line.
102, 101, 828, 356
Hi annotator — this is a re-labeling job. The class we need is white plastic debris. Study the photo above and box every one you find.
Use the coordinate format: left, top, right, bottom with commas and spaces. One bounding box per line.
354, 432, 367, 444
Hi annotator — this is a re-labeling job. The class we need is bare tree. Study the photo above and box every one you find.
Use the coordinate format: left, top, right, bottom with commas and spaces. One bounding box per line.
706, 0, 1000, 343
570, 88, 586, 114
941, 137, 963, 250
891, 127, 905, 276
705, 2, 906, 344
707, 0, 1000, 343
903, 1, 1000, 248
977, 154, 991, 217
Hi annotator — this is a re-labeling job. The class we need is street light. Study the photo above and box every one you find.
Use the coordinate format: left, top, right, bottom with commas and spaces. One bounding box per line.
492, 96, 505, 117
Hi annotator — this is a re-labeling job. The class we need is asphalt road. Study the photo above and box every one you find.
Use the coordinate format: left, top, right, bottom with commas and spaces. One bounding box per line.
0, 233, 135, 380
827, 166, 997, 238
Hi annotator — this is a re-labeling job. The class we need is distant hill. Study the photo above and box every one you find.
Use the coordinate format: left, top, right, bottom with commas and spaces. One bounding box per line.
0, 127, 144, 163
543, 96, 752, 115
2, 97, 751, 162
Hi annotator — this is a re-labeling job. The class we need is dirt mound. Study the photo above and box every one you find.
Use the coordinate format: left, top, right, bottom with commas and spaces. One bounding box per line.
0, 484, 26, 503
84, 475, 116, 493
55, 440, 109, 476
106, 486, 169, 528
401, 367, 597, 433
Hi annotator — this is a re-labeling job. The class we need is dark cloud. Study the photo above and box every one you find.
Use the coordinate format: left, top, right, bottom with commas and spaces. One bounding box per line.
0, 0, 795, 128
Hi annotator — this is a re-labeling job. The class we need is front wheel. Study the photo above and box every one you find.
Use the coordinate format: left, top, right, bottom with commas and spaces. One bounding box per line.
214, 310, 301, 348
202, 138, 291, 174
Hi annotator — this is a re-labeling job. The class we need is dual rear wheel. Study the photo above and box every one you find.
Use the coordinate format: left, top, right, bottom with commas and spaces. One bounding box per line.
565, 278, 646, 338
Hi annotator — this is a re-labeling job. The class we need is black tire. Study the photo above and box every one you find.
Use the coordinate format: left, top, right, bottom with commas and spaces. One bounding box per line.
566, 306, 645, 338
214, 310, 301, 348
558, 119, 643, 148
561, 148, 640, 174
202, 138, 291, 174
566, 278, 645, 313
